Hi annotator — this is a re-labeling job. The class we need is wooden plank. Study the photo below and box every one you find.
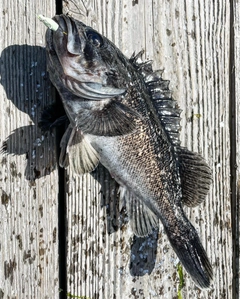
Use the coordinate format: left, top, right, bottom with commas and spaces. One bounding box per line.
232, 1, 240, 298
62, 0, 233, 298
0, 1, 59, 298
166, 2, 232, 298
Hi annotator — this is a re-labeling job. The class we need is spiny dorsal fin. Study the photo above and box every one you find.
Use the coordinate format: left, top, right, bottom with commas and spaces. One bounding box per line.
178, 147, 212, 207
130, 51, 181, 146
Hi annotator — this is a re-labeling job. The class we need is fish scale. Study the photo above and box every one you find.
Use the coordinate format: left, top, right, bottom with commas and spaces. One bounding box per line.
40, 14, 213, 288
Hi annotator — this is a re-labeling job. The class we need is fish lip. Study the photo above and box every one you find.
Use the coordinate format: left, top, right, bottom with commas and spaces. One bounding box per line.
61, 74, 126, 100
52, 15, 68, 33
52, 14, 84, 56
52, 15, 82, 40
45, 16, 65, 55
46, 15, 81, 72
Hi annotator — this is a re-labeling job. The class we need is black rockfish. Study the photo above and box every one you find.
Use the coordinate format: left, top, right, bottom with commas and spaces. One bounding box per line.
43, 14, 213, 288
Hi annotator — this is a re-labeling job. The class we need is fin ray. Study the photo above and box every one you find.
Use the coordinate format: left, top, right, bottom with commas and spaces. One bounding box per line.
166, 219, 213, 288
76, 100, 141, 136
178, 147, 212, 207
59, 125, 72, 168
119, 187, 159, 237
59, 125, 99, 174
130, 52, 182, 146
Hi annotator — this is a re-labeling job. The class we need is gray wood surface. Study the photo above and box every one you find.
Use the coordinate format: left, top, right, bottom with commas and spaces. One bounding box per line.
0, 1, 59, 298
0, 0, 239, 298
62, 1, 236, 298
233, 1, 240, 298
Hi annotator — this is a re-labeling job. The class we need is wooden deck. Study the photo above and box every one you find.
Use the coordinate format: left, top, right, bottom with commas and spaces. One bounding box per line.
0, 0, 239, 298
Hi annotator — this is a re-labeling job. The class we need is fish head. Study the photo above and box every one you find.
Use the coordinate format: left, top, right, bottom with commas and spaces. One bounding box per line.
46, 14, 129, 100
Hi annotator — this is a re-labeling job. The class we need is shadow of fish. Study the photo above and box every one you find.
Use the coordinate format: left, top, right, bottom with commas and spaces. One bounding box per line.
42, 14, 213, 288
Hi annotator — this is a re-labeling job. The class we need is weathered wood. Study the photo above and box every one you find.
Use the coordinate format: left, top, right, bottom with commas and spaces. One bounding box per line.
62, 0, 234, 298
233, 1, 240, 298
1, 0, 238, 298
0, 1, 59, 298
61, 0, 237, 298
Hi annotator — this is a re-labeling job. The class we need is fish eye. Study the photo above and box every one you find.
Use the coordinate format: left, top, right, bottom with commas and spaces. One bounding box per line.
86, 30, 103, 48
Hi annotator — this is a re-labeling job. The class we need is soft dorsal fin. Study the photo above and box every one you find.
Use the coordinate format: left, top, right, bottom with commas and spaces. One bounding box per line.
130, 51, 181, 146
178, 147, 212, 207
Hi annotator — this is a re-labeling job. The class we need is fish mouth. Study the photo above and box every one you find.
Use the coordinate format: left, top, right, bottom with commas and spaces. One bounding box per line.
53, 15, 83, 55
46, 15, 125, 100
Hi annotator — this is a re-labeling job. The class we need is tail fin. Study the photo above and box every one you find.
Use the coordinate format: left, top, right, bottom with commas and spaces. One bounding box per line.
166, 221, 213, 288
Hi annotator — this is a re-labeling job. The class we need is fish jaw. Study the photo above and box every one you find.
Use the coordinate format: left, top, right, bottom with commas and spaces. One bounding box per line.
45, 15, 131, 100
46, 15, 107, 84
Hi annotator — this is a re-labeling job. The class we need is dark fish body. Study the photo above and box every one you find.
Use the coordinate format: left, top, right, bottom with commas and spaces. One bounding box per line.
44, 15, 213, 288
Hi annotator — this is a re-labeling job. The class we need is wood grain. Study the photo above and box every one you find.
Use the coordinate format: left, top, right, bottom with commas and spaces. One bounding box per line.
0, 1, 59, 298
62, 0, 234, 298
0, 0, 238, 298
232, 1, 240, 298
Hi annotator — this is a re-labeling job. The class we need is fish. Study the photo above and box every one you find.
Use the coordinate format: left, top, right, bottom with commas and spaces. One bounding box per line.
42, 14, 213, 288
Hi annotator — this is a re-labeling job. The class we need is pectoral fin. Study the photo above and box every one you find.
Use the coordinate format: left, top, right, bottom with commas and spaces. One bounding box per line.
59, 125, 99, 174
76, 100, 141, 136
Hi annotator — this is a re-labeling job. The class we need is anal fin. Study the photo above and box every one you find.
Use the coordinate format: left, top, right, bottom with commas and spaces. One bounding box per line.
59, 125, 99, 174
119, 187, 159, 237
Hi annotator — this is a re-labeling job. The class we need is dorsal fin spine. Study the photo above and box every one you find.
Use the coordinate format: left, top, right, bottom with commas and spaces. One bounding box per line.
131, 52, 181, 146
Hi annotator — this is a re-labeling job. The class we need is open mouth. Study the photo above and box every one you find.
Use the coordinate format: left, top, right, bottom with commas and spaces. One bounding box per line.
45, 15, 126, 100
